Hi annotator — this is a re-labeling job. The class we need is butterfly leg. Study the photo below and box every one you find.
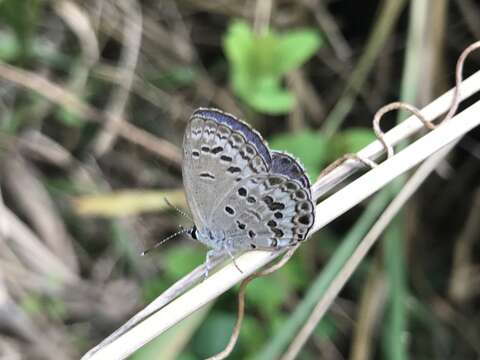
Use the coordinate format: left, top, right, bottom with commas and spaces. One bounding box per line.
224, 246, 243, 274
204, 249, 217, 279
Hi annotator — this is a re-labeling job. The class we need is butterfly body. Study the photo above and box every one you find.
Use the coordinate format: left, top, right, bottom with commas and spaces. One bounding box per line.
182, 108, 315, 276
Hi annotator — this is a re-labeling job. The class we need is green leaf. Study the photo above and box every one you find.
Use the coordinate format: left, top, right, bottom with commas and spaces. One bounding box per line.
149, 66, 196, 90
269, 131, 328, 180
243, 85, 295, 115
224, 21, 257, 98
223, 20, 323, 114
245, 276, 287, 319
275, 30, 322, 75
0, 31, 20, 61
0, 0, 42, 61
224, 21, 253, 70
191, 312, 236, 357
56, 108, 84, 127
20, 294, 43, 315
142, 276, 169, 303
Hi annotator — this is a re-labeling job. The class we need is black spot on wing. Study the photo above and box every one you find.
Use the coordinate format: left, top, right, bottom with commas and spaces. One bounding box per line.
262, 195, 273, 206
211, 146, 223, 154
238, 187, 247, 196
262, 195, 285, 211
272, 228, 284, 238
199, 172, 215, 180
298, 214, 312, 225
267, 220, 277, 228
236, 221, 246, 230
227, 166, 242, 174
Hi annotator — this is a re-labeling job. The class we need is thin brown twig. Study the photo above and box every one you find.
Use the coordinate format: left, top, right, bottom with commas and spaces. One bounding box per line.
282, 40, 480, 360
314, 40, 480, 198
303, 0, 352, 62
2, 152, 80, 273
0, 61, 182, 166
92, 0, 142, 156
92, 63, 194, 119
350, 264, 387, 360
253, 0, 272, 34
206, 246, 299, 360
283, 142, 461, 360
54, 0, 100, 66
371, 41, 480, 159
372, 101, 436, 158
2, 207, 78, 282
316, 154, 378, 184
0, 185, 7, 241
54, 0, 100, 129
84, 253, 228, 357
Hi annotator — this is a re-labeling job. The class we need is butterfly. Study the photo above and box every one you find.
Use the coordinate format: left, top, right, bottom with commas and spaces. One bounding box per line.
182, 108, 315, 276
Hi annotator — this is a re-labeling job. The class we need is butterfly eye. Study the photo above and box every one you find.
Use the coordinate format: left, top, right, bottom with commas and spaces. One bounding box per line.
189, 226, 198, 240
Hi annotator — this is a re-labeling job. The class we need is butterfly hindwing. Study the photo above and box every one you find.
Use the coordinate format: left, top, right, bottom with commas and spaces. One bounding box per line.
209, 174, 315, 250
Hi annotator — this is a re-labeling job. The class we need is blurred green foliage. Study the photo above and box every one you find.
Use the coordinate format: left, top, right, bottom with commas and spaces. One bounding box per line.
223, 20, 322, 114
141, 238, 340, 359
0, 0, 41, 62
330, 128, 377, 159
162, 246, 204, 280
149, 66, 197, 90
0, 31, 21, 61
269, 128, 375, 180
2, 1, 469, 358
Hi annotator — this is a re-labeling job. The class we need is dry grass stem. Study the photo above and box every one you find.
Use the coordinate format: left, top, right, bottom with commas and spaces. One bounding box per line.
206, 246, 298, 360
92, 0, 142, 156
0, 61, 182, 165
282, 140, 460, 360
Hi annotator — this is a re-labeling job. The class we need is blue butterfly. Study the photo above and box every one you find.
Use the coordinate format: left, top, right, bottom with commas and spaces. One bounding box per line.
182, 108, 315, 276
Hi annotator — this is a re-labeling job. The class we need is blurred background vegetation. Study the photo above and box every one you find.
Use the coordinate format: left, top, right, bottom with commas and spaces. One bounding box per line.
0, 0, 479, 359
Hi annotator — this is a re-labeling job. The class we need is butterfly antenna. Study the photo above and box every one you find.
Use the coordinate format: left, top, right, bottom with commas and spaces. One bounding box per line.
141, 227, 190, 256
164, 197, 193, 222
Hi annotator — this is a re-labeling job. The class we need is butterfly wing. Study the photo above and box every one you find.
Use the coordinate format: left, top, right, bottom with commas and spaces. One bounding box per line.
182, 109, 271, 229
209, 172, 315, 250
270, 151, 310, 188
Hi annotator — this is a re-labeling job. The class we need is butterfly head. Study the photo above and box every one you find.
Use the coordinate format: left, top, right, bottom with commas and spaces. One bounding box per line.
186, 225, 198, 240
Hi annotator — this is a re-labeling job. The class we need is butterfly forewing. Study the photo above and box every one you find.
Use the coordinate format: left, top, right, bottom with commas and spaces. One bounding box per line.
182, 109, 269, 229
